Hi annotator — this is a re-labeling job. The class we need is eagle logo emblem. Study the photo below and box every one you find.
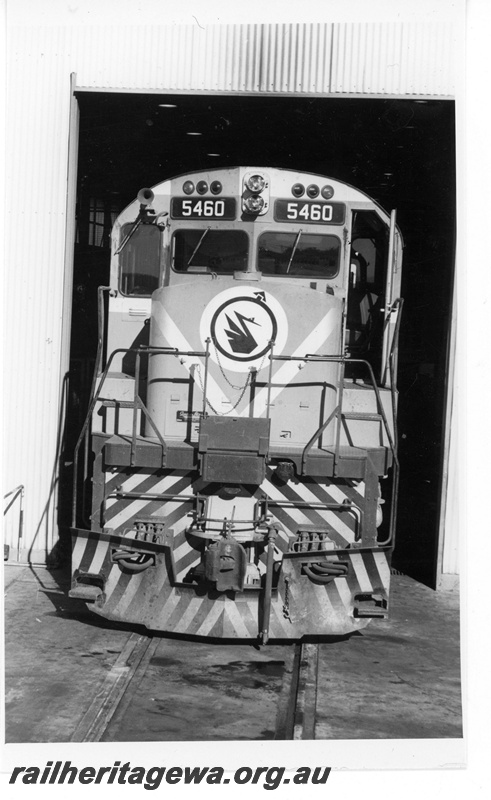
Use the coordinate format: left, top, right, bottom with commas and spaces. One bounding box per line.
210, 295, 278, 362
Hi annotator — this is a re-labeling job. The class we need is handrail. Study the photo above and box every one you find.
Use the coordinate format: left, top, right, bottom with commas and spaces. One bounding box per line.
202, 338, 211, 416
94, 287, 114, 381
271, 353, 397, 457
300, 405, 340, 473
271, 351, 399, 546
4, 484, 24, 502
4, 484, 24, 561
387, 298, 404, 456
378, 297, 403, 546
265, 339, 275, 418
71, 344, 210, 528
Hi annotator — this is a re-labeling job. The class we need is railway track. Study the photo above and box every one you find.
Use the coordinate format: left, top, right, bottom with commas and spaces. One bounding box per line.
70, 633, 319, 742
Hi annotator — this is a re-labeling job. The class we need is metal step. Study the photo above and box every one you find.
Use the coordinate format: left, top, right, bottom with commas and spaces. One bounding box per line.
342, 412, 382, 421
69, 585, 103, 602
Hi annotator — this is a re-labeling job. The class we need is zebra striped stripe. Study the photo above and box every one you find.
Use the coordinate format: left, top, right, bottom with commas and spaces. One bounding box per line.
105, 474, 188, 530
348, 552, 374, 592
276, 478, 356, 545
193, 597, 225, 637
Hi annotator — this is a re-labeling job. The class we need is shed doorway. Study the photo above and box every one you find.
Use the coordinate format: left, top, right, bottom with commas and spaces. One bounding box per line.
62, 91, 456, 588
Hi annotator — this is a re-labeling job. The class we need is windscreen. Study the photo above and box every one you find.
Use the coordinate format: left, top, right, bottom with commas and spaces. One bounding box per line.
257, 232, 340, 278
173, 229, 249, 273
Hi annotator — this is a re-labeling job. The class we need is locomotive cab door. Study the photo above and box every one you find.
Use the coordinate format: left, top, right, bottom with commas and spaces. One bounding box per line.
106, 220, 162, 378
346, 208, 402, 385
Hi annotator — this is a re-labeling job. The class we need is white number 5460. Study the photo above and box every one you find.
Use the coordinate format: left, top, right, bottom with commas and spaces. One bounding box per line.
286, 202, 333, 221
181, 199, 225, 217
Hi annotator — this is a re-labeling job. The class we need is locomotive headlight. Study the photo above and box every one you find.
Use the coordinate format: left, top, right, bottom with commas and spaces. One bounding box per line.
321, 184, 335, 199
246, 174, 266, 193
242, 171, 269, 215
244, 195, 265, 213
183, 180, 195, 195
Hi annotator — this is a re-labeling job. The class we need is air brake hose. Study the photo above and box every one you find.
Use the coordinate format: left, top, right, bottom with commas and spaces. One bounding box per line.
112, 549, 154, 572
303, 562, 348, 583
308, 563, 347, 574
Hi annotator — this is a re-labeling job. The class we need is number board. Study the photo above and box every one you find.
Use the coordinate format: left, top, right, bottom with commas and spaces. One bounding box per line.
171, 197, 236, 220
275, 200, 346, 224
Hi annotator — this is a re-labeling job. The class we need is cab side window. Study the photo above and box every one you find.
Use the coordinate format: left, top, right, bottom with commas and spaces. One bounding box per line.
120, 224, 161, 296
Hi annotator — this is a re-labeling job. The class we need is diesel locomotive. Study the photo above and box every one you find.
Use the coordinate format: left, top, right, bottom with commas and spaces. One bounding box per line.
70, 167, 403, 642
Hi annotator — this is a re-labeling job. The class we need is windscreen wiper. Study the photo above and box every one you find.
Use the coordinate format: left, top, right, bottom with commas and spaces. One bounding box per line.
187, 228, 211, 267
115, 215, 143, 255
115, 194, 161, 255
286, 230, 303, 273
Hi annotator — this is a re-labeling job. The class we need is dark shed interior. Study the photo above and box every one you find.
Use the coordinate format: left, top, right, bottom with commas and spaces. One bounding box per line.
64, 93, 456, 587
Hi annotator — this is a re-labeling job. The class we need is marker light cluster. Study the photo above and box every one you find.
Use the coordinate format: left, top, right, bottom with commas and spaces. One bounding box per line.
291, 183, 335, 199
242, 172, 269, 216
182, 180, 223, 195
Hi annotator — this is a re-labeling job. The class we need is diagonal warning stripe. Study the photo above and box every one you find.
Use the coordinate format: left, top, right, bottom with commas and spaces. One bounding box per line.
194, 597, 225, 636
348, 552, 373, 592
104, 468, 147, 498
278, 478, 356, 545
85, 539, 110, 577
239, 308, 338, 418
155, 307, 231, 412
261, 476, 351, 547
104, 474, 191, 530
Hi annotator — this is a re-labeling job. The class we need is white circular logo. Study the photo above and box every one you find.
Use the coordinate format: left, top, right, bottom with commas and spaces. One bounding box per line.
199, 287, 288, 373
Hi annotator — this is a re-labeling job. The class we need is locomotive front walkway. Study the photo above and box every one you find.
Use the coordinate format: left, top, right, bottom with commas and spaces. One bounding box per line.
3, 564, 461, 743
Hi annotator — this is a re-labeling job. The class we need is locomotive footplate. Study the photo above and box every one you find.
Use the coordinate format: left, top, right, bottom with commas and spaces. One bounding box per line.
101, 436, 391, 477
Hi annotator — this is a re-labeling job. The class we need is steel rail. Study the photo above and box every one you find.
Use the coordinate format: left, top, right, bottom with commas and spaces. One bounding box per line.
274, 643, 319, 740
70, 632, 159, 742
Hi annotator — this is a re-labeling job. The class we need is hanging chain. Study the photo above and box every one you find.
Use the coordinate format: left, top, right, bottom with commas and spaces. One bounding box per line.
195, 363, 251, 415
194, 364, 220, 414
193, 341, 270, 416
213, 341, 248, 390
213, 339, 268, 390
282, 577, 292, 622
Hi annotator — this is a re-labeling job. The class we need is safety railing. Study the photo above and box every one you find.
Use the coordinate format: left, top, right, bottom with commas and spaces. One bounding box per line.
72, 342, 211, 529
268, 351, 399, 546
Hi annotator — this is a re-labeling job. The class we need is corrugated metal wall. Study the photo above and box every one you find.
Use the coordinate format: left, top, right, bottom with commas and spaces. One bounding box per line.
330, 22, 455, 96
70, 22, 455, 95
4, 21, 456, 564
5, 27, 75, 561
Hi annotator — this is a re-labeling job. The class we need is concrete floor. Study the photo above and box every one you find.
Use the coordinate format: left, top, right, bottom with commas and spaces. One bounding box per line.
315, 575, 462, 738
102, 639, 293, 741
3, 564, 462, 742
